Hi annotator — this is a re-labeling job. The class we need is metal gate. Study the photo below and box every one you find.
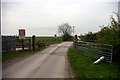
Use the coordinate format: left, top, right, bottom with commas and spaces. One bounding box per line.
2, 36, 16, 53
73, 41, 113, 63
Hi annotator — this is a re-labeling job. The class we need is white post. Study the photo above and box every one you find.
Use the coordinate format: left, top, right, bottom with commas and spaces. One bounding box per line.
93, 56, 105, 64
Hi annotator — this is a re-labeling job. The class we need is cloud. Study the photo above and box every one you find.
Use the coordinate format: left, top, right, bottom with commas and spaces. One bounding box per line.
2, 0, 120, 2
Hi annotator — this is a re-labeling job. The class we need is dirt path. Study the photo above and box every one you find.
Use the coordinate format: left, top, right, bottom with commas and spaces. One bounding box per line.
3, 42, 73, 78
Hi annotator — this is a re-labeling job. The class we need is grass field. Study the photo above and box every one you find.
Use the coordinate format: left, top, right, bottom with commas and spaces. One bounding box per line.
2, 46, 46, 62
68, 47, 120, 79
26, 37, 63, 45
26, 36, 62, 40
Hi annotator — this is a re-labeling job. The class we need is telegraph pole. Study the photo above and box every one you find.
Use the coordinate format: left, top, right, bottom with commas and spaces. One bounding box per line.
113, 1, 120, 23
118, 1, 120, 23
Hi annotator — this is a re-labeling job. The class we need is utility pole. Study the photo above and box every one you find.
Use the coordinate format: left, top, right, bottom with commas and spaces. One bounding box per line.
118, 1, 120, 23
113, 1, 120, 23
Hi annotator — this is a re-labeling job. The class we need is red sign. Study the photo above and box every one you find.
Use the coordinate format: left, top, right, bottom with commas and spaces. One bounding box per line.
19, 29, 25, 36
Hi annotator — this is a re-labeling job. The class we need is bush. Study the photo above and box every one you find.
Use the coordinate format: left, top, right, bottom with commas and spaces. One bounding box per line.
62, 33, 73, 41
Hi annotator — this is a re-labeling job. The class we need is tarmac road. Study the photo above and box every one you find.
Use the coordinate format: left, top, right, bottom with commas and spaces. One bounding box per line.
3, 42, 73, 78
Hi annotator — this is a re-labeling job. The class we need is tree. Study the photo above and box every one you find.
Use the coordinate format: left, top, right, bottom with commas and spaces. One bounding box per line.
95, 17, 120, 62
83, 32, 97, 42
58, 23, 73, 41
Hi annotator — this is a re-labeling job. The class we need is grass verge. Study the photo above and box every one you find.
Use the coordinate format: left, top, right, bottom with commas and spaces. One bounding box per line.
2, 46, 46, 62
68, 47, 120, 79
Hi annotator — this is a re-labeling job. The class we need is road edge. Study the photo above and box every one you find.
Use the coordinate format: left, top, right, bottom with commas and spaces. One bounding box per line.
65, 47, 75, 78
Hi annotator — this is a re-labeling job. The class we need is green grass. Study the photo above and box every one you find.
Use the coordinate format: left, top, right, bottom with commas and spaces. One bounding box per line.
26, 36, 62, 40
36, 37, 62, 40
2, 46, 46, 62
68, 48, 120, 79
26, 37, 63, 45
77, 47, 101, 59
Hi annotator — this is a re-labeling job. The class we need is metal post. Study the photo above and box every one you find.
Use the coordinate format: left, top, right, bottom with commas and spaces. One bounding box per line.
13, 36, 16, 52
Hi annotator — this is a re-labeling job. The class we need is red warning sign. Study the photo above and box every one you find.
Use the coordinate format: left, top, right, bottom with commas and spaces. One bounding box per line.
19, 29, 25, 39
19, 29, 25, 36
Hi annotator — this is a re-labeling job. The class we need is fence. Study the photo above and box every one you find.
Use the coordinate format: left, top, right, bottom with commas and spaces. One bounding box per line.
2, 36, 16, 53
2, 35, 55, 53
73, 41, 113, 63
37, 40, 45, 47
2, 36, 32, 53
16, 39, 31, 50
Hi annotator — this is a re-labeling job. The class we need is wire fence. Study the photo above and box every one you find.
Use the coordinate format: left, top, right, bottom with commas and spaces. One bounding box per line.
73, 41, 113, 63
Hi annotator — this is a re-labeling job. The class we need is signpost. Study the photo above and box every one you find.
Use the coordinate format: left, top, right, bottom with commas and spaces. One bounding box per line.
19, 29, 25, 39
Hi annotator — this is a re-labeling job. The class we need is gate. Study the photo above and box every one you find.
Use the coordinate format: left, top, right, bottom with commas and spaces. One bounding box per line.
2, 36, 16, 53
73, 41, 113, 63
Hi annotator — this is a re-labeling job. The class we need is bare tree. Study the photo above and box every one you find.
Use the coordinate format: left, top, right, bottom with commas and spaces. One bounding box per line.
58, 23, 72, 35
58, 23, 73, 41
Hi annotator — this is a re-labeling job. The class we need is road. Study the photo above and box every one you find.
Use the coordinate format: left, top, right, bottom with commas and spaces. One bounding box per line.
3, 42, 73, 78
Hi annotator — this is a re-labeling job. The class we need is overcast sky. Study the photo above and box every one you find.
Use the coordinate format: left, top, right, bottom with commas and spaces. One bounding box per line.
2, 0, 119, 36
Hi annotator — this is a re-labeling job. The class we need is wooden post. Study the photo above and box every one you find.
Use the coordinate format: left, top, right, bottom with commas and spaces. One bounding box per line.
22, 39, 24, 50
32, 35, 36, 51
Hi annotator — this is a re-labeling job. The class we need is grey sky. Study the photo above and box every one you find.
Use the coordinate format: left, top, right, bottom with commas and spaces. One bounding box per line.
2, 0, 119, 36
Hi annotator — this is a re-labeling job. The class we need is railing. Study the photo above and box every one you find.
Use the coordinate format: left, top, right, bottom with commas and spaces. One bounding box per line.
2, 38, 32, 53
2, 35, 61, 53
16, 39, 31, 50
73, 41, 113, 63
